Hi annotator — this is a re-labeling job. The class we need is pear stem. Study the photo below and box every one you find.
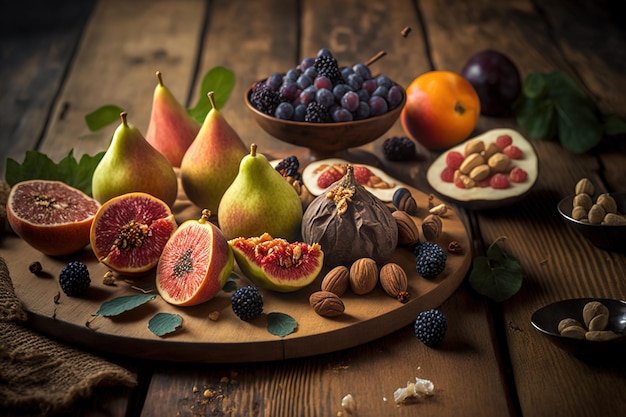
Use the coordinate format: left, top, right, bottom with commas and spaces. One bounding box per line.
199, 209, 211, 223
250, 143, 257, 157
207, 91, 217, 111
156, 70, 164, 86
120, 112, 128, 126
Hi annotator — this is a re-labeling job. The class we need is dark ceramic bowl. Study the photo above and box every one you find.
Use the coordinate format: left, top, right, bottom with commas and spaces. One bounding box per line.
557, 192, 626, 252
531, 298, 626, 357
244, 82, 405, 159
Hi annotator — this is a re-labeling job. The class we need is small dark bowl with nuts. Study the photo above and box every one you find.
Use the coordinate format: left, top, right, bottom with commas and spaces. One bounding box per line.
531, 298, 626, 357
557, 191, 626, 252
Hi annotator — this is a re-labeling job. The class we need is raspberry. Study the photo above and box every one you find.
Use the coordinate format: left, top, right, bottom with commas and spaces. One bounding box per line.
495, 134, 513, 149
489, 173, 510, 189
440, 166, 456, 183
455, 177, 466, 189
509, 167, 528, 183
59, 261, 91, 297
414, 309, 448, 346
317, 170, 339, 189
445, 151, 464, 169
382, 136, 416, 161
478, 178, 491, 188
353, 166, 373, 185
231, 286, 264, 321
503, 145, 523, 159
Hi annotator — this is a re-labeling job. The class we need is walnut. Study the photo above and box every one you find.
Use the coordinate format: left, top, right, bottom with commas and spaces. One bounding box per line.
349, 258, 378, 295
309, 291, 345, 317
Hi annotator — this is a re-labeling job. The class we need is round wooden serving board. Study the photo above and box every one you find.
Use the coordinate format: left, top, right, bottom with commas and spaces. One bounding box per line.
2, 185, 471, 363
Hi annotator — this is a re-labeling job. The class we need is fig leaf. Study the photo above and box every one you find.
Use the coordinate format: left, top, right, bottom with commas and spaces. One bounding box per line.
148, 312, 183, 337
5, 149, 105, 196
514, 70, 625, 153
93, 294, 156, 317
266, 312, 297, 337
469, 238, 523, 302
85, 104, 125, 131
187, 66, 235, 123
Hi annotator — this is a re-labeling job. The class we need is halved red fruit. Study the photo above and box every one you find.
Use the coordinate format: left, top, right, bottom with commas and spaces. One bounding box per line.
156, 209, 234, 306
229, 232, 324, 293
90, 192, 177, 276
7, 180, 100, 256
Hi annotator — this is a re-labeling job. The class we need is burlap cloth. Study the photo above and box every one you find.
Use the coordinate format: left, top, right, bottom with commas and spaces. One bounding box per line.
0, 257, 137, 415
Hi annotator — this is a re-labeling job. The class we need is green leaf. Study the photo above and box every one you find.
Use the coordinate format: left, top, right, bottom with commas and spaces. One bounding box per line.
148, 312, 183, 337
555, 99, 603, 153
187, 66, 236, 123
222, 280, 238, 293
602, 113, 626, 137
94, 294, 156, 317
85, 104, 124, 131
522, 71, 549, 99
469, 240, 523, 302
5, 149, 105, 196
514, 96, 557, 140
266, 312, 297, 337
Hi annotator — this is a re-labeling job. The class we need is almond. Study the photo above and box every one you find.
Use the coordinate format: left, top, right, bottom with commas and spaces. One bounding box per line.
379, 263, 408, 298
320, 265, 350, 296
349, 258, 378, 295
309, 291, 345, 317
459, 153, 484, 175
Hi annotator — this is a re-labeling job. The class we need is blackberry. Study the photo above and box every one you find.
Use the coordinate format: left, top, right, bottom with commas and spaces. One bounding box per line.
231, 286, 264, 321
382, 136, 416, 161
275, 155, 302, 184
314, 49, 343, 85
304, 102, 330, 123
59, 261, 91, 297
414, 309, 447, 346
414, 242, 447, 279
250, 81, 280, 115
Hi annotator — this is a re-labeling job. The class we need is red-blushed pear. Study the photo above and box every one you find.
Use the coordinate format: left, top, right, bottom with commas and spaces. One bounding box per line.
145, 71, 200, 167
92, 112, 178, 208
218, 144, 303, 241
180, 91, 247, 214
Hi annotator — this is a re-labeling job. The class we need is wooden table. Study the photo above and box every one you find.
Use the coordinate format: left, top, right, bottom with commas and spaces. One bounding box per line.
2, 1, 625, 416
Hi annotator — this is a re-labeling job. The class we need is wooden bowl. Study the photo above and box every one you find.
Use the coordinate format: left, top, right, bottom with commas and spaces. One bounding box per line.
557, 192, 626, 252
244, 82, 405, 160
531, 298, 626, 357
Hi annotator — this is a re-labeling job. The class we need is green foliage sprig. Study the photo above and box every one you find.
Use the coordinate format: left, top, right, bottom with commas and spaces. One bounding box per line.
469, 237, 523, 302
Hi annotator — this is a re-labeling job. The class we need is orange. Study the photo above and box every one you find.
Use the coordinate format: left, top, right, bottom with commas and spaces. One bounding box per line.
401, 71, 480, 151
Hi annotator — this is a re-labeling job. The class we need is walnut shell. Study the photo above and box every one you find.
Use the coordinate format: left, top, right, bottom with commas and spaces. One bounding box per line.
422, 214, 442, 242
320, 265, 350, 296
379, 263, 408, 298
309, 291, 345, 317
392, 210, 420, 246
349, 258, 378, 295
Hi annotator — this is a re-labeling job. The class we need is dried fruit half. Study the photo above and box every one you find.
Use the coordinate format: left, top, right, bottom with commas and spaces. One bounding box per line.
229, 233, 324, 293
156, 209, 234, 306
7, 180, 101, 256
90, 192, 177, 276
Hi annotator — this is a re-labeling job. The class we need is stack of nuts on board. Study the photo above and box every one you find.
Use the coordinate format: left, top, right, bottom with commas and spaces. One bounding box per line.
571, 178, 626, 225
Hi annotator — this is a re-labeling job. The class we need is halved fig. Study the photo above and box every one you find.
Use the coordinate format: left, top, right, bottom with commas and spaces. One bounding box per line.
90, 192, 177, 276
7, 180, 101, 256
156, 209, 234, 306
229, 233, 324, 293
426, 128, 538, 210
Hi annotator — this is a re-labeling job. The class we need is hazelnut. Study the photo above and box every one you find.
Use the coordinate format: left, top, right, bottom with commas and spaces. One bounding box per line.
596, 193, 617, 214
587, 204, 606, 224
571, 206, 588, 221
349, 258, 378, 295
379, 263, 408, 298
603, 213, 626, 225
320, 265, 350, 296
309, 291, 345, 317
573, 193, 593, 211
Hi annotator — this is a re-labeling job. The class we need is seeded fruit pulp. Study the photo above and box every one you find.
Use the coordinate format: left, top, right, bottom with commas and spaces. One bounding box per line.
229, 233, 324, 293
90, 192, 178, 276
156, 209, 234, 306
7, 180, 101, 256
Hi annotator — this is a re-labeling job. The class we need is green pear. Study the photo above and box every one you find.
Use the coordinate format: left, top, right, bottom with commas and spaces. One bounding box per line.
145, 71, 200, 167
218, 144, 303, 241
180, 91, 247, 213
92, 112, 178, 207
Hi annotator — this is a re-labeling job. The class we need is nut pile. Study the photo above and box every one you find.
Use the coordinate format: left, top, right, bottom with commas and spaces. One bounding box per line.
571, 178, 626, 225
557, 301, 622, 341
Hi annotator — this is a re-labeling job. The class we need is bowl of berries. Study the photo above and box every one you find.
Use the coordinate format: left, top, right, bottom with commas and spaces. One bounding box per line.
425, 128, 538, 210
245, 48, 406, 161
